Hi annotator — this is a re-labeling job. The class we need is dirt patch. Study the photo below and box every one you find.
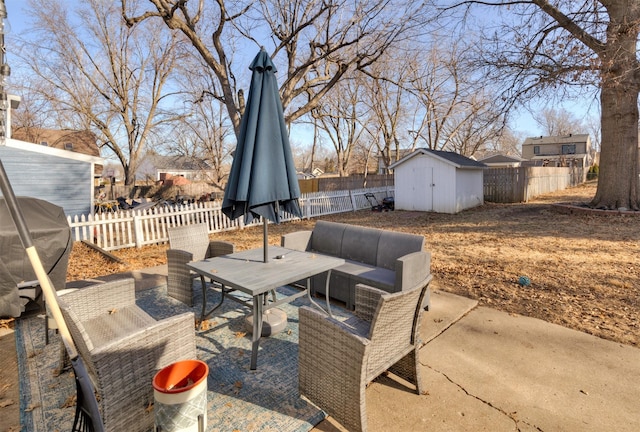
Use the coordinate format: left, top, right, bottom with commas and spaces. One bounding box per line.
67, 181, 639, 347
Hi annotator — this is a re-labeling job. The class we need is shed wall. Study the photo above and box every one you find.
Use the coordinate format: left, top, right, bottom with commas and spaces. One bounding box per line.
455, 169, 484, 213
0, 146, 94, 217
394, 154, 457, 212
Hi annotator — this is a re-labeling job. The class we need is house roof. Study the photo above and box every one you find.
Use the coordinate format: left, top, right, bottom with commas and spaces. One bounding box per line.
522, 134, 590, 146
389, 148, 486, 170
478, 154, 524, 164
12, 128, 100, 158
2, 138, 103, 164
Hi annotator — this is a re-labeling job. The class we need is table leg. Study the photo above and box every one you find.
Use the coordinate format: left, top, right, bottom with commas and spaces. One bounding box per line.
198, 276, 227, 331
250, 294, 264, 370
198, 275, 208, 330
305, 270, 334, 318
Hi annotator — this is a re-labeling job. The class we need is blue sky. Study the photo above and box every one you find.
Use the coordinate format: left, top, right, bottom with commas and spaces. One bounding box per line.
3, 1, 598, 144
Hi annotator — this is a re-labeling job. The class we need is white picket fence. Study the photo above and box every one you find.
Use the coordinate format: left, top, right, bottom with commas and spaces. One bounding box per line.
67, 187, 394, 251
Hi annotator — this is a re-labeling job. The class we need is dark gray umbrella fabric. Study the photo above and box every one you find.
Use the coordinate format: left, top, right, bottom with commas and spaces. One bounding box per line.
222, 50, 302, 225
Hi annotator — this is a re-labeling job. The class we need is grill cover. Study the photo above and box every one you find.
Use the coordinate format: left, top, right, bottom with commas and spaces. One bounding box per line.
0, 197, 72, 317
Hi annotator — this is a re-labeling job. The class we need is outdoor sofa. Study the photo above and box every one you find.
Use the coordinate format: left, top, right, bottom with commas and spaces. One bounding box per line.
281, 220, 432, 310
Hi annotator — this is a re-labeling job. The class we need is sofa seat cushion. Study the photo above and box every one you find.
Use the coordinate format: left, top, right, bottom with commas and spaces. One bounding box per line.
82, 306, 156, 348
333, 259, 395, 290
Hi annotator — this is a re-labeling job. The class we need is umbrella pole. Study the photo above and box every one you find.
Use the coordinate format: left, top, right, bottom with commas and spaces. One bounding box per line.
0, 160, 104, 431
263, 218, 268, 263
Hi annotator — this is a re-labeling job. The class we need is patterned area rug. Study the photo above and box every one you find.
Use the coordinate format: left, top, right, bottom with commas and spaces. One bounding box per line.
15, 283, 344, 431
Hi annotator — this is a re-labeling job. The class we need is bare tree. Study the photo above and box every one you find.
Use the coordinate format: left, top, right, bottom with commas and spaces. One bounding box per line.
19, 0, 184, 185
441, 0, 640, 209
165, 61, 236, 186
121, 0, 421, 137
534, 108, 585, 136
312, 76, 367, 177
406, 42, 507, 156
360, 52, 414, 174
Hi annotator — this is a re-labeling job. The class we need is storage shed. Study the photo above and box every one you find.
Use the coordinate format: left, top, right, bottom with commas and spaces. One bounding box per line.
0, 139, 103, 217
389, 148, 486, 214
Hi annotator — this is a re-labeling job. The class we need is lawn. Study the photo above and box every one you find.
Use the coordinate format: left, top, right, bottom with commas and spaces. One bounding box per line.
68, 181, 639, 347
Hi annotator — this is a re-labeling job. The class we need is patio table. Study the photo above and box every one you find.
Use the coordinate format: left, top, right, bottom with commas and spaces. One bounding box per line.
187, 245, 344, 370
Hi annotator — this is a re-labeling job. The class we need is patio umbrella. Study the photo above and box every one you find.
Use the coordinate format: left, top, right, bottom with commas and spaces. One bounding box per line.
222, 49, 302, 262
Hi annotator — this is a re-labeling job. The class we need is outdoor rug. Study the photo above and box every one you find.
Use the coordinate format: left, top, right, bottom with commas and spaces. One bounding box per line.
15, 283, 348, 432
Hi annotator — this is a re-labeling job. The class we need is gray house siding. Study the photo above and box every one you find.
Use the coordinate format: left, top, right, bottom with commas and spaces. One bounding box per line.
0, 145, 96, 217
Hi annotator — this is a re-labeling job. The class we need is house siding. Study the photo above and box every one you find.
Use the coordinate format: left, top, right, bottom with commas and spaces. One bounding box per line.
0, 145, 94, 217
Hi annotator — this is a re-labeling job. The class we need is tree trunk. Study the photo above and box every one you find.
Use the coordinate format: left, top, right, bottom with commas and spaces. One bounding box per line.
593, 85, 639, 210
591, 7, 640, 210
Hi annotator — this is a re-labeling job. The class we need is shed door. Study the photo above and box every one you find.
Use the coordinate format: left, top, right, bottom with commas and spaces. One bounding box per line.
412, 166, 433, 211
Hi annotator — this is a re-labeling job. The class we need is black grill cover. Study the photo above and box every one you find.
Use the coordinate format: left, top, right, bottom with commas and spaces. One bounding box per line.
0, 197, 72, 317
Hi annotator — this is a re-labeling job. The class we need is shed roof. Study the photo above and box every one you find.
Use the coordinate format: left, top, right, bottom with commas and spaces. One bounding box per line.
389, 148, 486, 170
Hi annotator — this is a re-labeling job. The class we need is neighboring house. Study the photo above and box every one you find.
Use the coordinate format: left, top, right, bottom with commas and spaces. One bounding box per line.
136, 154, 215, 183
297, 167, 325, 179
521, 134, 592, 168
389, 148, 486, 214
12, 127, 100, 158
0, 139, 103, 217
478, 154, 524, 168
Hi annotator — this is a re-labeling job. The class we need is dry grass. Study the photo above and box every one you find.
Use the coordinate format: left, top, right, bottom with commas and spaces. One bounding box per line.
68, 181, 639, 347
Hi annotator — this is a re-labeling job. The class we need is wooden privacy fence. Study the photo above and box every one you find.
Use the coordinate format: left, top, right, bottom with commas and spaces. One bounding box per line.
68, 186, 394, 251
484, 166, 585, 203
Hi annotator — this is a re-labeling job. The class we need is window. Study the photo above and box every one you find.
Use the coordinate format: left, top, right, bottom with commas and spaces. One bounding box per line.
64, 142, 73, 150
562, 144, 576, 154
40, 141, 48, 146
533, 146, 540, 155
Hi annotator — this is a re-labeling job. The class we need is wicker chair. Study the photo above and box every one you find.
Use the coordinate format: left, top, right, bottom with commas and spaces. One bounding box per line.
58, 278, 197, 432
166, 223, 235, 306
298, 278, 431, 432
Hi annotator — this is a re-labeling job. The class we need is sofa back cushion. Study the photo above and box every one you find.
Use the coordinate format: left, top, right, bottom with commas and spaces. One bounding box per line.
341, 225, 380, 266
376, 231, 424, 270
310, 221, 346, 256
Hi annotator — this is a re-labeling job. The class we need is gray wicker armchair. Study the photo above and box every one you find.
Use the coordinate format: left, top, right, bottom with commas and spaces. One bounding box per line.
166, 223, 235, 306
58, 278, 197, 432
298, 277, 431, 432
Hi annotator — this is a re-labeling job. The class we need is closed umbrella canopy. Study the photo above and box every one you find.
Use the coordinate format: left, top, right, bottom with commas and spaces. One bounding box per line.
222, 49, 302, 225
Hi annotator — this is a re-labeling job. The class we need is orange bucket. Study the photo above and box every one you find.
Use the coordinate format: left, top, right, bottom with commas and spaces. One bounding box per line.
153, 359, 208, 394
153, 360, 208, 432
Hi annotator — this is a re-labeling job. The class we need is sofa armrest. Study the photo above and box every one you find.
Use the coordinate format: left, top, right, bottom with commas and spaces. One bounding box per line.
394, 251, 431, 292
280, 230, 313, 251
